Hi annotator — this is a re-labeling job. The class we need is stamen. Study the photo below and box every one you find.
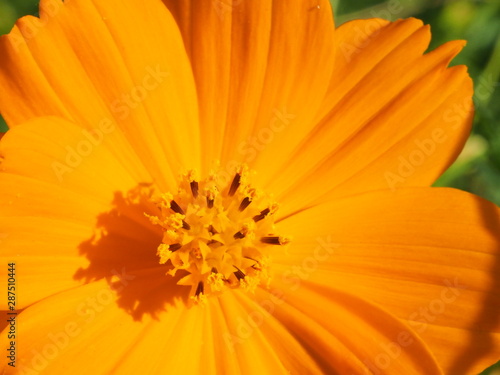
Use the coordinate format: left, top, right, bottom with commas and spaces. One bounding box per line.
190, 181, 199, 198
157, 244, 172, 264
253, 208, 270, 222
233, 231, 246, 239
261, 236, 290, 245
228, 173, 241, 196
169, 200, 185, 215
148, 163, 289, 301
233, 267, 246, 281
207, 197, 214, 209
207, 271, 225, 292
239, 197, 252, 211
195, 281, 204, 296
169, 243, 182, 251
205, 185, 218, 209
233, 221, 255, 240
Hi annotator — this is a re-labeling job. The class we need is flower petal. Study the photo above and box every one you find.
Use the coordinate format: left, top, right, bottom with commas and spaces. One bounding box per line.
163, 0, 336, 175
0, 117, 139, 197
0, 217, 92, 309
268, 18, 473, 216
276, 187, 500, 374
2, 278, 321, 374
0, 0, 200, 189
0, 117, 162, 308
255, 278, 443, 374
0, 280, 194, 374
217, 291, 327, 373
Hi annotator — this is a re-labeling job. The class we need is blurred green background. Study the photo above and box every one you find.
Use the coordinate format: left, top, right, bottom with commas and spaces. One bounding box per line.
0, 1, 499, 373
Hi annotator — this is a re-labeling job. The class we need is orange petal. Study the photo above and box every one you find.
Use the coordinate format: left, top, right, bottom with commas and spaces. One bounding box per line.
0, 117, 162, 307
0, 0, 200, 189
2, 268, 440, 374
253, 278, 443, 374
217, 291, 327, 373
163, 0, 336, 175
0, 117, 139, 198
0, 217, 92, 309
0, 279, 194, 374
267, 18, 473, 216
1, 278, 318, 374
0, 207, 165, 310
275, 187, 500, 374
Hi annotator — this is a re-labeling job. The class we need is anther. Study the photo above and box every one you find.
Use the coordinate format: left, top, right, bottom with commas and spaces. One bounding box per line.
205, 186, 218, 208
170, 200, 185, 215
228, 173, 241, 196
195, 281, 204, 296
233, 221, 254, 240
190, 181, 199, 198
253, 208, 271, 222
260, 236, 290, 245
207, 197, 214, 209
233, 231, 246, 239
182, 220, 191, 230
233, 267, 246, 281
239, 197, 252, 211
169, 243, 182, 252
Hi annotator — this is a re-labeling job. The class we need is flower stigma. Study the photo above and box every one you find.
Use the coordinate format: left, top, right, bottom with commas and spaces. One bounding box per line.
146, 164, 290, 304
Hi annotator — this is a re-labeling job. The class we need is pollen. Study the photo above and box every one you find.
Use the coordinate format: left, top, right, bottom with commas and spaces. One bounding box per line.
146, 164, 290, 302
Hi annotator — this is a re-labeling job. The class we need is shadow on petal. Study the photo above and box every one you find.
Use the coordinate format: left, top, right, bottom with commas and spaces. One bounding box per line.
449, 198, 500, 374
73, 184, 189, 321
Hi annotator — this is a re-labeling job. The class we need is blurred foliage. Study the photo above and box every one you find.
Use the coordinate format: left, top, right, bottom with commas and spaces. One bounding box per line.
0, 0, 499, 373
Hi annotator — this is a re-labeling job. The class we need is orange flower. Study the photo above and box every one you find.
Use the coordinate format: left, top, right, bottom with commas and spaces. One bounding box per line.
1, 0, 499, 374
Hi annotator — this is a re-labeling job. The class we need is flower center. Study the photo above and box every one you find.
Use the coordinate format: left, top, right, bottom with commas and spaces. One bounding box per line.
146, 164, 290, 303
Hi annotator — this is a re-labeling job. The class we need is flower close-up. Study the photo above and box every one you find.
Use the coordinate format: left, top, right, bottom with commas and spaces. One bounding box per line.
1, 0, 499, 374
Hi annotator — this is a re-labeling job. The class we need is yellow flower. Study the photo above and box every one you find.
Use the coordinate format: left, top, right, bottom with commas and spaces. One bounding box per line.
1, 0, 499, 374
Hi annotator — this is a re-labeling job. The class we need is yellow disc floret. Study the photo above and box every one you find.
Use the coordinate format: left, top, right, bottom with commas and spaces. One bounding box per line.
146, 164, 290, 302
